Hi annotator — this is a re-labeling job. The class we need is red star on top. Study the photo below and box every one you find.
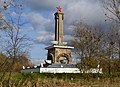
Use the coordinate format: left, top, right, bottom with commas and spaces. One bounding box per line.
57, 6, 62, 12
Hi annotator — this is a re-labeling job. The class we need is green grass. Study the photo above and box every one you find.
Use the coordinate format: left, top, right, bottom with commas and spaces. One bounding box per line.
0, 73, 120, 87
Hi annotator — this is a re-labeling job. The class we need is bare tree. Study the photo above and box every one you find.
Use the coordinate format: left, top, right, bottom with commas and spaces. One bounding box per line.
103, 0, 120, 56
0, 0, 32, 85
71, 22, 104, 71
103, 0, 120, 22
103, 0, 120, 72
4, 0, 32, 70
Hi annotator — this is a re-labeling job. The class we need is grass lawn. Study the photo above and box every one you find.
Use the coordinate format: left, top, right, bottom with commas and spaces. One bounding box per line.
0, 73, 120, 87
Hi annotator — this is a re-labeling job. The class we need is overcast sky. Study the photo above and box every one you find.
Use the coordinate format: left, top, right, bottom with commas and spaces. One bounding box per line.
1, 0, 109, 64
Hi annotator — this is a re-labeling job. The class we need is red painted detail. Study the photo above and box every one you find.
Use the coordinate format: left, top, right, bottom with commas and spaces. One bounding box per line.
57, 6, 62, 12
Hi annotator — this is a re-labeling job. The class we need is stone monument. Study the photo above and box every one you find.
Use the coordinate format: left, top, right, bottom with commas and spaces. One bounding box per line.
45, 6, 74, 64
21, 6, 102, 74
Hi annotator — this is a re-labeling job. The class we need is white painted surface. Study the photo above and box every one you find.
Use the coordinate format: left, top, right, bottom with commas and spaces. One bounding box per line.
40, 68, 80, 73
21, 67, 102, 74
81, 68, 102, 73
45, 45, 74, 50
51, 41, 58, 44
45, 60, 52, 64
22, 66, 25, 69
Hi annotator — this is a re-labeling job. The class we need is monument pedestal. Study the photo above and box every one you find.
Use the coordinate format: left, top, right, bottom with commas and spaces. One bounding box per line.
45, 45, 74, 64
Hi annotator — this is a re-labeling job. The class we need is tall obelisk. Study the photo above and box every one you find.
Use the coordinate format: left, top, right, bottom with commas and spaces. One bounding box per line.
45, 6, 74, 64
54, 6, 64, 45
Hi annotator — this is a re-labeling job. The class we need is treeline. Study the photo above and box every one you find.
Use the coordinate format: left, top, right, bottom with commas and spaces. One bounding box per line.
71, 22, 120, 73
0, 53, 32, 72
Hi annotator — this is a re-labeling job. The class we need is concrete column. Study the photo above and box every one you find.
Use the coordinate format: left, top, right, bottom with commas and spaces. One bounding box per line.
54, 12, 64, 45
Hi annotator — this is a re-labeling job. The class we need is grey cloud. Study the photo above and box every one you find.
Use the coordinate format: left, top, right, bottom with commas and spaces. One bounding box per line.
27, 12, 51, 30
28, 0, 78, 11
35, 31, 54, 45
64, 0, 105, 25
27, 0, 107, 45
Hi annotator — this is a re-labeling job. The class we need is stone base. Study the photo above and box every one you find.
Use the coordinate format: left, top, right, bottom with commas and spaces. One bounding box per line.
45, 45, 74, 64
